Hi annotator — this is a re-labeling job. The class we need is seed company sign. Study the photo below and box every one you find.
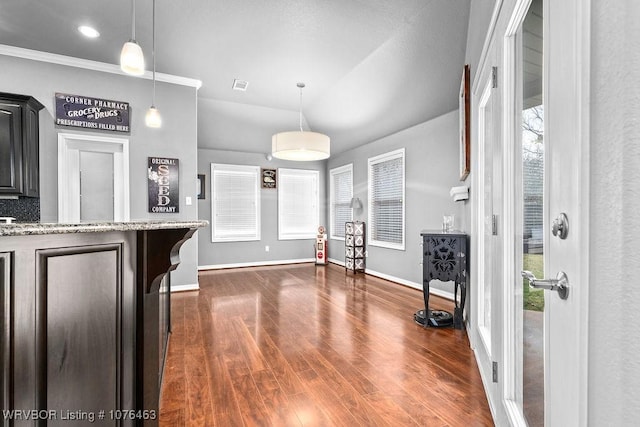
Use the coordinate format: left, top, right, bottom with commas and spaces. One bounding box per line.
55, 93, 130, 132
148, 157, 180, 213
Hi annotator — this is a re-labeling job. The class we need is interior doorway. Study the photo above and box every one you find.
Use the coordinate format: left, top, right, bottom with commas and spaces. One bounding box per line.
57, 132, 130, 223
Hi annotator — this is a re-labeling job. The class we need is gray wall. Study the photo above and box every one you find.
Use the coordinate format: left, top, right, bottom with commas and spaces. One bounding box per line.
197, 148, 326, 267
0, 54, 200, 287
589, 0, 640, 422
457, 0, 497, 234
327, 110, 460, 293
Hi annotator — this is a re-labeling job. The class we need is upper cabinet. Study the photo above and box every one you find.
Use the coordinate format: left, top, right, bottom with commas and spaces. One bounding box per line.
0, 92, 44, 197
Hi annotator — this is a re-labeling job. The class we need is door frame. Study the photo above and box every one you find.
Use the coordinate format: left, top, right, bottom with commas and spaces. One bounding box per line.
473, 61, 500, 373
58, 132, 130, 223
469, 0, 591, 424
469, 1, 502, 420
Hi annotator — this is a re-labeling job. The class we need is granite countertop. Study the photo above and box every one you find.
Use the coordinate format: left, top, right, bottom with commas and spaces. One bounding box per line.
0, 220, 209, 237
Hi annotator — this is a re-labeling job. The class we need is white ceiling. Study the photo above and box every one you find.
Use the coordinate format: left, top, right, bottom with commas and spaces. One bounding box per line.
0, 0, 470, 156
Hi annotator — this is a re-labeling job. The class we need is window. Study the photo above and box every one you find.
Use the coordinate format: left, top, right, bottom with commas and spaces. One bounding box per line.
329, 164, 353, 240
368, 148, 405, 250
278, 168, 319, 240
211, 164, 260, 242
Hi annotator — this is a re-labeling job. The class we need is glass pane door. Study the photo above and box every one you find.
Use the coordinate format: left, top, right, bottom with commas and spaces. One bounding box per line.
520, 0, 545, 424
478, 76, 494, 352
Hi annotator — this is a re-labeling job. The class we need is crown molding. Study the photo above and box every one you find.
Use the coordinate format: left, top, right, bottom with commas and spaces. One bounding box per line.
0, 44, 202, 89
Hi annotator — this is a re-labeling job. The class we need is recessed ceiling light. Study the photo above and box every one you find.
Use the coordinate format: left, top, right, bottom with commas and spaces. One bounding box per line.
78, 25, 100, 38
232, 79, 249, 91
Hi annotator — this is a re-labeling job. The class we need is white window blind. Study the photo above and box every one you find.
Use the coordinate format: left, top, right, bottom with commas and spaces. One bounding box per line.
368, 149, 405, 250
278, 168, 319, 240
329, 164, 353, 240
211, 164, 260, 242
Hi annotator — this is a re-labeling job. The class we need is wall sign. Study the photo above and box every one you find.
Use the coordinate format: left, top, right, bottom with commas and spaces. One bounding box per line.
261, 168, 277, 189
55, 93, 130, 132
148, 157, 179, 213
458, 65, 471, 181
197, 174, 205, 199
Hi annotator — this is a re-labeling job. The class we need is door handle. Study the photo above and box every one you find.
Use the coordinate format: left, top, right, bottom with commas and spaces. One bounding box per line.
521, 270, 570, 300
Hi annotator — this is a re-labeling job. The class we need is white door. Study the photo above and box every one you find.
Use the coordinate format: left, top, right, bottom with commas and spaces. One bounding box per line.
79, 151, 115, 221
470, 0, 589, 424
58, 133, 130, 223
501, 0, 589, 425
540, 0, 588, 423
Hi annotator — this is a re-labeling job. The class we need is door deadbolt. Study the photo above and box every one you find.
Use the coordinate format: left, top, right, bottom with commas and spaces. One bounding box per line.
552, 213, 569, 239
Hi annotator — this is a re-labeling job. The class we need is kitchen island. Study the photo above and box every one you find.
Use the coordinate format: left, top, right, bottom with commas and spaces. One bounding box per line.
0, 220, 206, 426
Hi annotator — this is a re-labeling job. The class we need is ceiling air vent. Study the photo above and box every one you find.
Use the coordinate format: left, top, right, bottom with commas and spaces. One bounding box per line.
232, 79, 249, 91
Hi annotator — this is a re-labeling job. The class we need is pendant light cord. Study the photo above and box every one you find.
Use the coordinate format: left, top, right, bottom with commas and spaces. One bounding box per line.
298, 84, 304, 132
152, 0, 156, 107
298, 88, 303, 131
131, 0, 136, 41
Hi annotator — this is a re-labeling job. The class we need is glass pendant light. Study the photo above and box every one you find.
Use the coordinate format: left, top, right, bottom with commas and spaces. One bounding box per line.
120, 0, 145, 75
145, 0, 162, 128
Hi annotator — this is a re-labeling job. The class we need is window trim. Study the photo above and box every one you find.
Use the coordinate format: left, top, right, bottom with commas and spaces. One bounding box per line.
278, 168, 320, 240
210, 163, 261, 243
329, 163, 353, 241
367, 148, 406, 251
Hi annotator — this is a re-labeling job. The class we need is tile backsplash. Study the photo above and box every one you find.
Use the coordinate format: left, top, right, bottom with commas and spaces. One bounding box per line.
0, 197, 40, 222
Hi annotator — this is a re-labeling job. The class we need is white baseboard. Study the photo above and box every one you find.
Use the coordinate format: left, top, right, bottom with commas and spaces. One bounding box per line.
427, 286, 455, 301
328, 258, 345, 267
198, 258, 315, 271
472, 346, 500, 423
171, 283, 200, 293
198, 259, 455, 302
363, 268, 455, 301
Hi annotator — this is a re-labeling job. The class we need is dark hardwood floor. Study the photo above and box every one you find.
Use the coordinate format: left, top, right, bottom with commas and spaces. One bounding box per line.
159, 263, 493, 426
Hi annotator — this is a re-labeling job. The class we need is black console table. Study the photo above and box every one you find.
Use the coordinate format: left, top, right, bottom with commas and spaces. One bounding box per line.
416, 230, 469, 329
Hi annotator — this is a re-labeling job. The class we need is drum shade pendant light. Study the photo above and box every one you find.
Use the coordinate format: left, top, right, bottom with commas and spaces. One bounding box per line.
145, 0, 161, 128
120, 0, 145, 75
272, 83, 330, 161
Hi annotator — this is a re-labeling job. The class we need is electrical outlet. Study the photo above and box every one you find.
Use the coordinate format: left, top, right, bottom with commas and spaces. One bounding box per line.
365, 250, 369, 257
185, 196, 192, 206
265, 245, 270, 252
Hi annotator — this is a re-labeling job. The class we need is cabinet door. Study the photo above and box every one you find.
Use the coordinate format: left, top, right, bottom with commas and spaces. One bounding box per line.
0, 102, 23, 194
22, 105, 39, 197
38, 245, 124, 425
1, 252, 12, 414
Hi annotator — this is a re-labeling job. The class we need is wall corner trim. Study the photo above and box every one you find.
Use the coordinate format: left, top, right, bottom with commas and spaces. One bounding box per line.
0, 44, 202, 89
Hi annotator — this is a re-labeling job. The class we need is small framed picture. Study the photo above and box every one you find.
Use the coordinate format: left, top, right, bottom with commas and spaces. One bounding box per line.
262, 168, 276, 189
197, 174, 205, 199
459, 64, 471, 181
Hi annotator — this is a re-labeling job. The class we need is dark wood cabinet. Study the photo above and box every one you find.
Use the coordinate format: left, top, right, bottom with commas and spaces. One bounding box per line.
0, 93, 44, 197
420, 231, 469, 329
0, 223, 201, 426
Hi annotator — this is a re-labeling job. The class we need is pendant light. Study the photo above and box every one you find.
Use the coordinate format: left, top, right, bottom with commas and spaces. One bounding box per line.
145, 0, 161, 128
272, 83, 330, 161
120, 0, 145, 75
